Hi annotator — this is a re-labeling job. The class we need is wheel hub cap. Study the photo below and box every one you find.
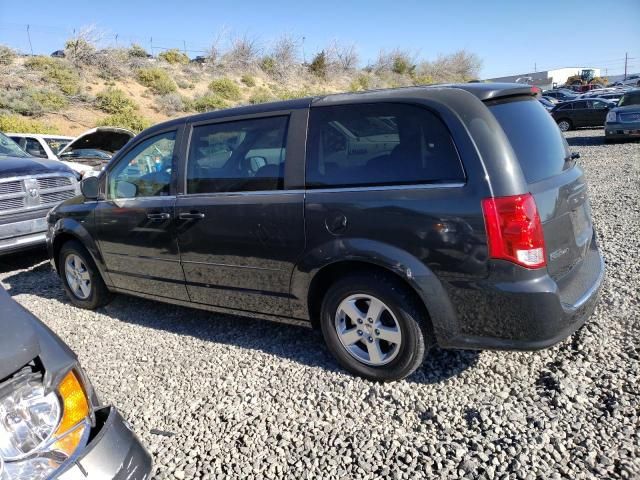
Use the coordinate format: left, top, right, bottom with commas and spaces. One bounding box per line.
64, 254, 91, 300
334, 294, 402, 366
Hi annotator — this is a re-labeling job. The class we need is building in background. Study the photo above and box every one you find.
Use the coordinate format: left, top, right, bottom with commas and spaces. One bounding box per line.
485, 67, 601, 90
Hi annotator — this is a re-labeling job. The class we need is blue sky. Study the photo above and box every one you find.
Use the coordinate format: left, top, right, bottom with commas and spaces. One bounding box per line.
1, 0, 639, 78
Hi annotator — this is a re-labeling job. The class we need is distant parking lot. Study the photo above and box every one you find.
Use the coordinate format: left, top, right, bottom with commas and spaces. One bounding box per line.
1, 129, 638, 479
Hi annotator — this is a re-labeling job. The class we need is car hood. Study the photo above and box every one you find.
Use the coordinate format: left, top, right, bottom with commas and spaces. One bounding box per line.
611, 104, 640, 113
0, 287, 40, 380
57, 127, 134, 157
0, 286, 77, 388
0, 155, 75, 178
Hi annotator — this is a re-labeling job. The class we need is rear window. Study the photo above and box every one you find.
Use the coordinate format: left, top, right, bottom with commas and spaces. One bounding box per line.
490, 98, 570, 184
306, 103, 464, 188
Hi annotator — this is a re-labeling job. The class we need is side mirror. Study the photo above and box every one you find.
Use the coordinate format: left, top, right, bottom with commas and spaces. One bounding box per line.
80, 176, 99, 200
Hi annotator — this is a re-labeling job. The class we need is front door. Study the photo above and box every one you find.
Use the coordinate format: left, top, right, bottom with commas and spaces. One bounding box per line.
175, 113, 306, 316
95, 128, 189, 301
587, 99, 611, 126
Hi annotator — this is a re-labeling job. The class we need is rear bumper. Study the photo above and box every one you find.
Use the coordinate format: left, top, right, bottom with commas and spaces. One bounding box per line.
0, 216, 48, 255
440, 242, 605, 351
58, 407, 152, 480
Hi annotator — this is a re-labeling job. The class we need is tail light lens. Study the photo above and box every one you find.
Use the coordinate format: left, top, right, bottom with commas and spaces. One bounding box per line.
482, 193, 546, 268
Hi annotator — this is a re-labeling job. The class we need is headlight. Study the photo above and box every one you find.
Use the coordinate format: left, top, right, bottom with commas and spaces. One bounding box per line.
0, 369, 91, 480
606, 110, 617, 123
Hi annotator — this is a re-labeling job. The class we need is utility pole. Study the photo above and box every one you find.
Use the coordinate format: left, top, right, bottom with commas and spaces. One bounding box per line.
624, 52, 628, 80
150, 37, 153, 55
183, 40, 187, 56
302, 36, 306, 64
534, 62, 537, 72
26, 24, 33, 56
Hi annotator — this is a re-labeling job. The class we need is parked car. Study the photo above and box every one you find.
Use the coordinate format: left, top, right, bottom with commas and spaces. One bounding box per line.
542, 95, 561, 104
6, 133, 73, 158
605, 89, 640, 142
5, 133, 92, 176
0, 132, 80, 255
539, 97, 555, 111
551, 98, 616, 131
0, 285, 152, 479
46, 83, 604, 381
50, 49, 65, 58
56, 127, 134, 177
543, 89, 577, 101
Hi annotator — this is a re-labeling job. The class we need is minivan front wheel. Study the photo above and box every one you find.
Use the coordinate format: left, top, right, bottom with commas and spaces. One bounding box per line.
59, 240, 112, 309
320, 274, 429, 381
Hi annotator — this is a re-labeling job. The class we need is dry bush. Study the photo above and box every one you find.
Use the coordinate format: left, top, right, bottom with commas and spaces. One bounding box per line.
94, 48, 131, 79
222, 34, 261, 71
64, 25, 103, 67
156, 93, 192, 115
327, 40, 359, 71
264, 35, 300, 80
0, 45, 16, 66
373, 48, 416, 75
418, 50, 482, 83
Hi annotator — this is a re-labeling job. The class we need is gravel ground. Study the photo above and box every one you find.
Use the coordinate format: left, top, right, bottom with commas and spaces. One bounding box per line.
1, 129, 638, 480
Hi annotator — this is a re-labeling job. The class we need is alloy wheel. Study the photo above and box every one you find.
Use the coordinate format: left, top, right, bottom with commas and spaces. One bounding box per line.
334, 294, 402, 366
64, 254, 91, 300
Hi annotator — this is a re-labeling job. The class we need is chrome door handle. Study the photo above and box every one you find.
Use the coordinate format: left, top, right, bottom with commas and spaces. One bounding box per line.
147, 212, 171, 221
179, 212, 205, 220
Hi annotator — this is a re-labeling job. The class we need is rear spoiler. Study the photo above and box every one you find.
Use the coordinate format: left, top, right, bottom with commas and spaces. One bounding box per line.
445, 83, 541, 102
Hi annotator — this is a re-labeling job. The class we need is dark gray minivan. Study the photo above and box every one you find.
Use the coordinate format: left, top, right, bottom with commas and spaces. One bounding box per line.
46, 83, 604, 381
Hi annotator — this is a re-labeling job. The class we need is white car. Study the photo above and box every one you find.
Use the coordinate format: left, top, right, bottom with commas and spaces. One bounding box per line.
57, 127, 134, 177
7, 133, 94, 176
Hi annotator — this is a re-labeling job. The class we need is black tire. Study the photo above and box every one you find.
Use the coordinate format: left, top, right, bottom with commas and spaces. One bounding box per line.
320, 273, 431, 381
557, 118, 572, 132
59, 240, 112, 309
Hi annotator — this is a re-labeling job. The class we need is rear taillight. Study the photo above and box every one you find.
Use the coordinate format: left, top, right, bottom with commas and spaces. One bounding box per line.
481, 193, 546, 269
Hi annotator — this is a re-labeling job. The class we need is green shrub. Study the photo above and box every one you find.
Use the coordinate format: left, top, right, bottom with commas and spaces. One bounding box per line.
95, 88, 138, 114
24, 56, 80, 95
248, 88, 274, 104
159, 49, 189, 65
129, 44, 150, 58
192, 94, 226, 112
259, 57, 276, 75
208, 78, 241, 100
176, 78, 195, 89
97, 111, 151, 133
0, 45, 16, 66
136, 67, 177, 94
0, 114, 59, 134
349, 74, 371, 92
392, 56, 415, 75
309, 51, 328, 79
241, 74, 256, 87
411, 74, 434, 86
30, 90, 69, 111
276, 88, 314, 100
0, 89, 68, 116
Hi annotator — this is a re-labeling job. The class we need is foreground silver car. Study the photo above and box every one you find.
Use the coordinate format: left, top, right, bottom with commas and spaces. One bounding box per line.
0, 286, 152, 479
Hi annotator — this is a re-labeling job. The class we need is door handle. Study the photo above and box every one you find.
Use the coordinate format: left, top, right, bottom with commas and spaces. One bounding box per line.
179, 212, 205, 220
147, 212, 171, 221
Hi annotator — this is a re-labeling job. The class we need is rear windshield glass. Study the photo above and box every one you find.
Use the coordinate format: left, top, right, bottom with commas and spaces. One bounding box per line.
489, 98, 570, 183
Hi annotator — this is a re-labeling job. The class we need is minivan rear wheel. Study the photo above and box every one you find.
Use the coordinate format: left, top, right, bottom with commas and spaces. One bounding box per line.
557, 119, 572, 132
320, 274, 429, 381
59, 240, 112, 309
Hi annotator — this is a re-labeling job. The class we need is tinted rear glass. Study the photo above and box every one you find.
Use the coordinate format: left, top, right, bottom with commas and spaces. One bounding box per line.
306, 103, 464, 188
490, 98, 570, 183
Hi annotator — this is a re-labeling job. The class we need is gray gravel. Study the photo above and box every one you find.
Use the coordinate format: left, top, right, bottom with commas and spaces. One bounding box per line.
1, 129, 638, 479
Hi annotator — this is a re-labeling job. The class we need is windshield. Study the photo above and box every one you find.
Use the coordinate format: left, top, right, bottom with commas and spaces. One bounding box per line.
0, 132, 29, 158
619, 91, 640, 107
45, 138, 71, 155
59, 148, 112, 159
